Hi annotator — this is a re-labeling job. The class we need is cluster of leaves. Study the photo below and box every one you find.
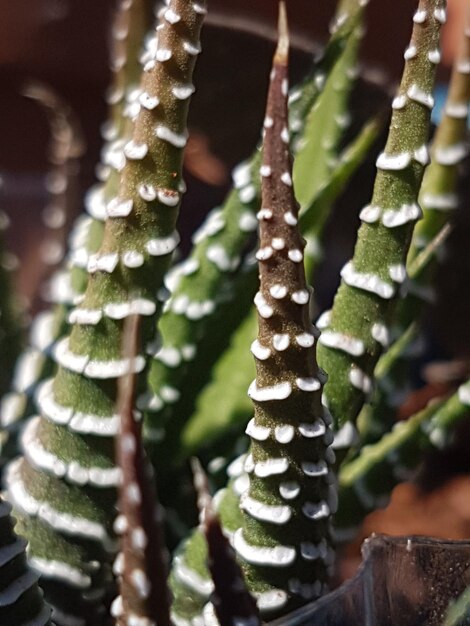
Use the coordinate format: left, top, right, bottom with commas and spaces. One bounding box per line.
0, 0, 469, 624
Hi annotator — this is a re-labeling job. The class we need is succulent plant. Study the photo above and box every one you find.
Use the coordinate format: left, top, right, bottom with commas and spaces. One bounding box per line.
0, 0, 469, 625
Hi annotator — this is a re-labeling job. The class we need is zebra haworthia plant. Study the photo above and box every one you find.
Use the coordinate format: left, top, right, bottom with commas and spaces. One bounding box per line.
1, 0, 470, 624
234, 6, 336, 618
5, 0, 206, 623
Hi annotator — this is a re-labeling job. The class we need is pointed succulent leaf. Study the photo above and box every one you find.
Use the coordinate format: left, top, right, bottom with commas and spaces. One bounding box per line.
5, 2, 206, 623
316, 0, 447, 451
410, 5, 470, 260
293, 10, 361, 211
112, 316, 171, 626
358, 8, 470, 446
234, 9, 336, 618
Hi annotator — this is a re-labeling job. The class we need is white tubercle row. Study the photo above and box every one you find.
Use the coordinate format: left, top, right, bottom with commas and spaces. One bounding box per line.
29, 555, 92, 589
68, 297, 156, 325
139, 91, 160, 110
46, 269, 81, 305
389, 263, 407, 283
407, 84, 434, 109
233, 529, 295, 567
391, 94, 407, 110
0, 392, 26, 428
421, 192, 458, 210
151, 343, 196, 367
433, 7, 446, 24
173, 555, 214, 596
332, 420, 359, 450
164, 256, 200, 291
54, 337, 146, 379
301, 460, 328, 477
239, 211, 258, 232
84, 231, 179, 273
279, 481, 300, 500
146, 231, 181, 256
404, 44, 417, 61
192, 209, 225, 244
371, 322, 389, 347
5, 458, 112, 545
256, 589, 288, 612
154, 122, 188, 147
22, 417, 121, 488
427, 49, 441, 64
102, 138, 126, 172
123, 140, 148, 161
382, 202, 422, 228
68, 214, 93, 251
250, 340, 272, 361
413, 8, 427, 23
183, 40, 202, 55
376, 152, 411, 171
300, 540, 330, 562
291, 289, 309, 305
245, 417, 327, 443
376, 143, 429, 171
30, 310, 58, 352
249, 378, 325, 402
193, 2, 207, 15
240, 493, 292, 524
349, 366, 372, 394
257, 208, 273, 221
458, 383, 470, 406
273, 334, 290, 351
254, 291, 273, 319
434, 142, 468, 166
319, 330, 365, 357
167, 294, 216, 320
206, 244, 239, 272
457, 59, 470, 74
302, 500, 330, 520
12, 349, 45, 394
173, 83, 196, 100
444, 102, 468, 119
253, 457, 289, 478
341, 261, 395, 299
37, 379, 120, 436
